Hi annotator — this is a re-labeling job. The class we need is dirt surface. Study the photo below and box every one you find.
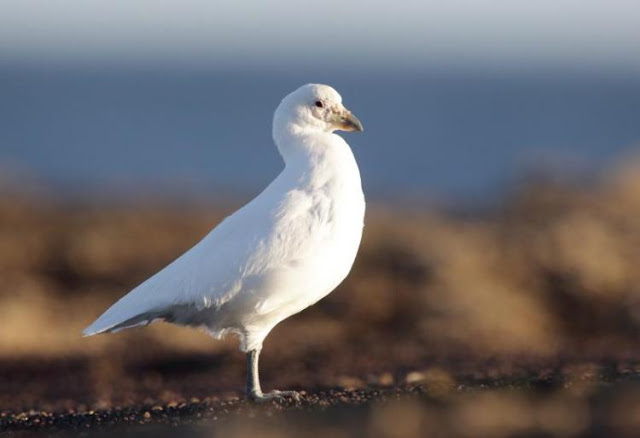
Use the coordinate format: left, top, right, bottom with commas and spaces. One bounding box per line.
4, 355, 640, 437
3, 387, 420, 433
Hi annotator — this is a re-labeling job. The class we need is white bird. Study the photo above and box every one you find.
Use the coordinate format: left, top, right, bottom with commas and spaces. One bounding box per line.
83, 84, 365, 401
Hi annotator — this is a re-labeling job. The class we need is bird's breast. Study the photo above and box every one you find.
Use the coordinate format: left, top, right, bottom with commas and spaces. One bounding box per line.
291, 175, 365, 281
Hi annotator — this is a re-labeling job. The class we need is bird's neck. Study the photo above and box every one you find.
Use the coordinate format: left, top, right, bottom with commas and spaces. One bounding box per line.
272, 127, 361, 195
273, 124, 352, 167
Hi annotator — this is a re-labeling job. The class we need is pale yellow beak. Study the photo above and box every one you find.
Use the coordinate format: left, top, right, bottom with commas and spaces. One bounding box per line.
330, 107, 364, 132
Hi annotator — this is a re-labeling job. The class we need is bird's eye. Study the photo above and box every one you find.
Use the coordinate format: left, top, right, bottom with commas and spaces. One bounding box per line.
315, 101, 324, 108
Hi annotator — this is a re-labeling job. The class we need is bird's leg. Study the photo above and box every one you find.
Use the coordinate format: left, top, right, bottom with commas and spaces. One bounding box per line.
246, 349, 301, 402
246, 349, 263, 399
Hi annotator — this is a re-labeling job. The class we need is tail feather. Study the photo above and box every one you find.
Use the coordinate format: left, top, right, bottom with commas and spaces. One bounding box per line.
83, 311, 164, 337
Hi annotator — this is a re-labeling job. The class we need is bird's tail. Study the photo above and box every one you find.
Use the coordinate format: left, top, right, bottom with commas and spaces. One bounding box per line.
83, 311, 162, 337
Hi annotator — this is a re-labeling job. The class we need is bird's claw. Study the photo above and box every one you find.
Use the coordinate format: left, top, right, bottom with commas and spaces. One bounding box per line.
249, 389, 301, 403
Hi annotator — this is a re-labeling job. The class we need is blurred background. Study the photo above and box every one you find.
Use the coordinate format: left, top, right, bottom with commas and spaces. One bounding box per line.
2, 0, 640, 435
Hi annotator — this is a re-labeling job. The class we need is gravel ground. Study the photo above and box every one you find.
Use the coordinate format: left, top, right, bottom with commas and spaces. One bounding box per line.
1, 387, 423, 433
4, 359, 640, 437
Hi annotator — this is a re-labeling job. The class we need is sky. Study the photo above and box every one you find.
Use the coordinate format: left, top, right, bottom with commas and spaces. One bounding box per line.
1, 0, 640, 71
1, 1, 640, 201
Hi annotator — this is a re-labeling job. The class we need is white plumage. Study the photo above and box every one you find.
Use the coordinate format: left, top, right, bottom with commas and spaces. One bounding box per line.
84, 83, 365, 400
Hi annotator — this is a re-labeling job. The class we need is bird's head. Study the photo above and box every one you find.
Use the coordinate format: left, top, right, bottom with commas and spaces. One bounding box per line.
273, 84, 363, 140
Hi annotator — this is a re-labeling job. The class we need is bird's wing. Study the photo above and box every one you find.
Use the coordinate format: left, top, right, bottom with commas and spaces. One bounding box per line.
82, 167, 329, 337
82, 196, 276, 336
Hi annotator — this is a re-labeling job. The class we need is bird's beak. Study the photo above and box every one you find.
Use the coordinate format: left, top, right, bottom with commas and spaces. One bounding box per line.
331, 106, 364, 132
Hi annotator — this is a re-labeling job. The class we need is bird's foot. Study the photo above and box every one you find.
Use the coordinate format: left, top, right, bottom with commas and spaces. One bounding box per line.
249, 389, 302, 403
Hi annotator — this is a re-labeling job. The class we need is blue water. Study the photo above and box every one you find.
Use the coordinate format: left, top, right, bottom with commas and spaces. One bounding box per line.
1, 65, 639, 201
